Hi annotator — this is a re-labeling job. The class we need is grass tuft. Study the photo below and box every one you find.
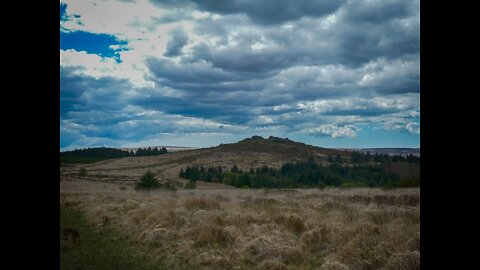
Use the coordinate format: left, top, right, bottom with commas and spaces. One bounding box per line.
184, 197, 221, 210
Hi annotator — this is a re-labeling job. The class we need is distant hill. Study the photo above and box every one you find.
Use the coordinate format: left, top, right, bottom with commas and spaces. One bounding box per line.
215, 135, 349, 160
61, 135, 420, 189
337, 148, 420, 157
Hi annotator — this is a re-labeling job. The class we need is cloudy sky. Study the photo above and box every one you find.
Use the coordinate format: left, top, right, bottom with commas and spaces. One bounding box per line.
60, 0, 419, 150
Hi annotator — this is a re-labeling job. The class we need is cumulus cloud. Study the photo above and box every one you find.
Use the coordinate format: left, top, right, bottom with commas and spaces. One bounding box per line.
307, 124, 360, 138
164, 27, 189, 56
189, 0, 347, 25
60, 0, 420, 149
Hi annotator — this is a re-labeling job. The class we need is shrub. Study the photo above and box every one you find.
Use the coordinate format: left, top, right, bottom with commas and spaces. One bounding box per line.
159, 178, 178, 191
135, 170, 159, 190
185, 180, 196, 189
398, 178, 420, 187
79, 167, 87, 178
285, 214, 306, 235
191, 225, 234, 247
275, 214, 306, 235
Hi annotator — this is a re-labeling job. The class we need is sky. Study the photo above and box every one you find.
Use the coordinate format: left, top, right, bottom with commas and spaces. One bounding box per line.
60, 0, 420, 151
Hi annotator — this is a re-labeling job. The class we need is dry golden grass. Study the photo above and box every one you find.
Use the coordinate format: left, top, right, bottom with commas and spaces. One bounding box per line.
190, 224, 235, 247
60, 186, 420, 269
184, 196, 221, 210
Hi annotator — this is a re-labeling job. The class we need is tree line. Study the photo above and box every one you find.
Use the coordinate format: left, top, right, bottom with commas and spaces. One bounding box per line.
349, 151, 420, 164
60, 147, 168, 164
179, 158, 419, 189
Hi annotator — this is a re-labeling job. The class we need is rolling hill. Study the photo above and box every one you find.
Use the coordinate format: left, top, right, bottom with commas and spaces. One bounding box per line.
60, 136, 419, 190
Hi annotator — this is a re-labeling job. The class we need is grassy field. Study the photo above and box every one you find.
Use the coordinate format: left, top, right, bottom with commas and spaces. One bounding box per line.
61, 184, 419, 270
60, 141, 419, 269
60, 156, 114, 164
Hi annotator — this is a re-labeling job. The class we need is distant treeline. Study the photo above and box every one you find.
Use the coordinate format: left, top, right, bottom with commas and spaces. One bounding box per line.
349, 151, 420, 164
179, 159, 419, 189
60, 147, 168, 164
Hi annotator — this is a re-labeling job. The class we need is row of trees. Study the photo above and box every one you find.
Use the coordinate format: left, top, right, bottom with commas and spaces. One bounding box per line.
179, 159, 417, 189
61, 147, 168, 159
350, 151, 420, 164
134, 147, 168, 156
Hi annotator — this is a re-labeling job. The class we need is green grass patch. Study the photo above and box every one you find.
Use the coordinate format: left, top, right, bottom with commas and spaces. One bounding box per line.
60, 205, 193, 270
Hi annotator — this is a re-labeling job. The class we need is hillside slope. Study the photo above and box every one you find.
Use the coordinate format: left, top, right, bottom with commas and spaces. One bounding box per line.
60, 136, 351, 188
60, 136, 419, 189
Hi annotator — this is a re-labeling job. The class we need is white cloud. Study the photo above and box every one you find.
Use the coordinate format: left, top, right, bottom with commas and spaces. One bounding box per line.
299, 94, 419, 114
60, 49, 119, 78
60, 0, 165, 38
357, 57, 419, 89
307, 124, 359, 138
192, 10, 210, 20
60, 0, 199, 88
60, 0, 419, 149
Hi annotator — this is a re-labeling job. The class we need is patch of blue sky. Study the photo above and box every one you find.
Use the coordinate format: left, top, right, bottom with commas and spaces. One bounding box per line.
288, 125, 420, 149
60, 31, 128, 61
60, 3, 68, 21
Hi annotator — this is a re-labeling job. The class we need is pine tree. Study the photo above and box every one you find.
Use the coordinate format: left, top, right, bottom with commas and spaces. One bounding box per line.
136, 170, 159, 190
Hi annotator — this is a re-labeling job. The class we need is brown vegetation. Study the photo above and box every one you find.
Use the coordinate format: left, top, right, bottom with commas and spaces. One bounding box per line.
61, 186, 419, 269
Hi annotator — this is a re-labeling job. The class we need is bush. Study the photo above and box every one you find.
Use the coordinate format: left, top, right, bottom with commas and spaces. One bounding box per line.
135, 171, 159, 190
79, 168, 87, 178
398, 178, 420, 187
274, 214, 306, 235
160, 179, 178, 191
185, 180, 196, 189
191, 225, 234, 247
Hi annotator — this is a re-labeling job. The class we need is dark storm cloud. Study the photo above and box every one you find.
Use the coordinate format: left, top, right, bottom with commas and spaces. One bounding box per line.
60, 67, 132, 117
190, 0, 346, 25
340, 0, 413, 24
145, 57, 246, 84
190, 41, 300, 74
164, 28, 189, 56
60, 0, 420, 149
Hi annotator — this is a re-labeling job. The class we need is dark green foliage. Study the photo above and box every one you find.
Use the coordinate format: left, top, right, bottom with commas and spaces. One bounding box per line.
183, 166, 200, 181
179, 160, 415, 189
135, 171, 159, 190
351, 151, 420, 164
398, 178, 420, 187
60, 147, 168, 164
136, 171, 179, 191
61, 147, 131, 160
79, 168, 87, 178
179, 168, 185, 178
135, 147, 168, 156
